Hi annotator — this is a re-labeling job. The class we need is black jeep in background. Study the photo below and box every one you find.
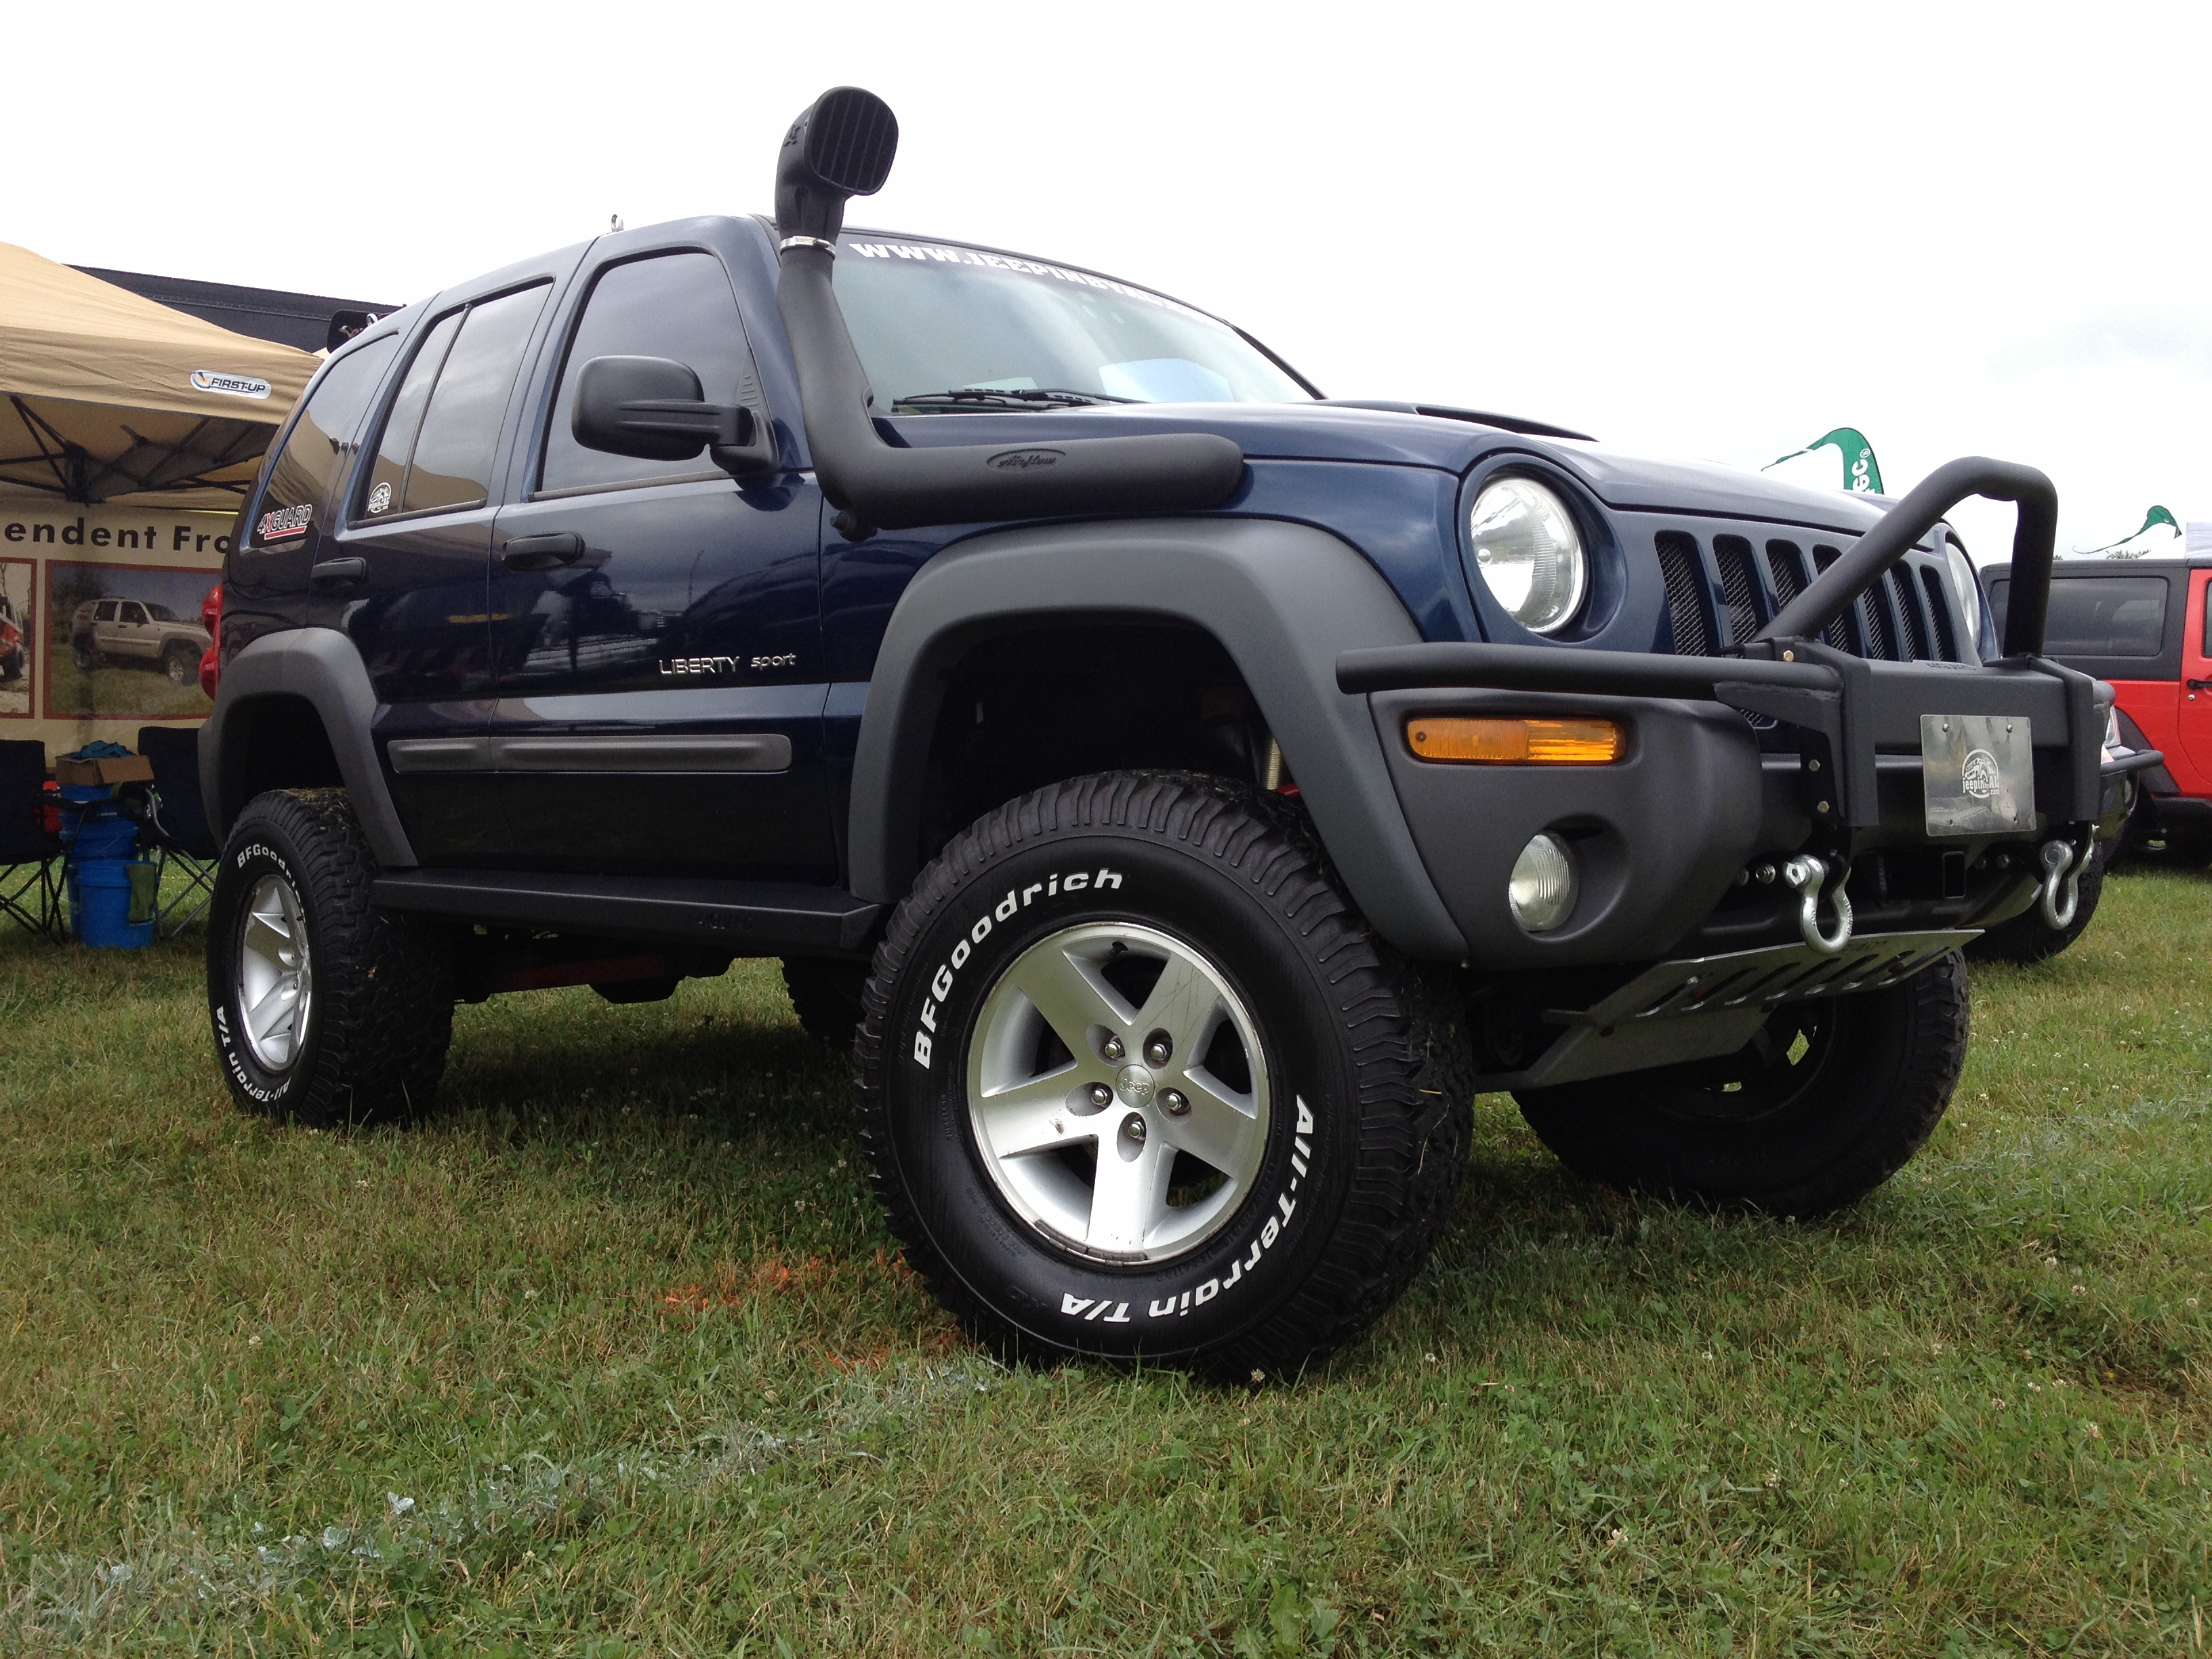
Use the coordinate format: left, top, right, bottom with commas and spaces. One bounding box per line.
199, 89, 2142, 1375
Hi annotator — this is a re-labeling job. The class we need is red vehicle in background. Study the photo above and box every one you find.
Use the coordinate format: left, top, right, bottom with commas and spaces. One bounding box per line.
1985, 556, 2211, 859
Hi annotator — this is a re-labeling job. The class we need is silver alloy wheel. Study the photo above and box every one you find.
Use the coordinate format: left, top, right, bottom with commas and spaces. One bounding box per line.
965, 921, 1271, 1263
236, 872, 313, 1071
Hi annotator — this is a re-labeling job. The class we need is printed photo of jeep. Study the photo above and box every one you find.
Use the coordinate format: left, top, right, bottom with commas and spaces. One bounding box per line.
70, 596, 212, 684
0, 587, 26, 684
198, 88, 2150, 1377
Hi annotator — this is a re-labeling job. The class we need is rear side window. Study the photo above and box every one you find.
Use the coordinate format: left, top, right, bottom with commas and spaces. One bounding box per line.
537, 252, 761, 496
359, 284, 550, 521
1989, 575, 2170, 659
247, 335, 397, 548
2042, 576, 2168, 657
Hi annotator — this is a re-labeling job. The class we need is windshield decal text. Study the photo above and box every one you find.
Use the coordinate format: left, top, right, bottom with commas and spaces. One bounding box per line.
844, 241, 1211, 323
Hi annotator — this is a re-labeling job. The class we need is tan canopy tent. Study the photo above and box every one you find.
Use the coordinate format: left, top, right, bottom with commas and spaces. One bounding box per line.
0, 242, 317, 510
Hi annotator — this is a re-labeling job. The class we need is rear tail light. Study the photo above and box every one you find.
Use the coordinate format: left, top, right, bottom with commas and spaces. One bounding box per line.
199, 583, 223, 699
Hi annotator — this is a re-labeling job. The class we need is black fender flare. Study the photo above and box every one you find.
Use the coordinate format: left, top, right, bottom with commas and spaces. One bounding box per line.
200, 628, 418, 869
846, 516, 1469, 960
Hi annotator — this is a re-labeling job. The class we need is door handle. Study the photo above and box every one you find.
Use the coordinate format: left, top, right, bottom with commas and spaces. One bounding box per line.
308, 557, 368, 590
501, 533, 586, 571
2188, 678, 2212, 691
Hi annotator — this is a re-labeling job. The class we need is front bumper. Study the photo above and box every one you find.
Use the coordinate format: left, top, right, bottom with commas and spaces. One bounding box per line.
1340, 638, 2145, 975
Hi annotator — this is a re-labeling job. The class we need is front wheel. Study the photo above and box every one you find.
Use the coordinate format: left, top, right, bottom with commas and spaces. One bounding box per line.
856, 773, 1471, 1376
207, 789, 455, 1126
1516, 952, 1968, 1217
163, 642, 199, 686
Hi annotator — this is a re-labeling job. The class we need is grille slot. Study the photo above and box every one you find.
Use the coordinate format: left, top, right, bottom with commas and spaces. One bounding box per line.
1859, 589, 1898, 660
1889, 567, 1932, 659
1713, 535, 1764, 645
1655, 532, 1715, 655
1764, 541, 1805, 607
1921, 566, 1959, 659
1811, 546, 1850, 651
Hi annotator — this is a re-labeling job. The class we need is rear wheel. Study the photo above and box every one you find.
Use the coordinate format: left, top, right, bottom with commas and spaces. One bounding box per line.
72, 637, 99, 670
207, 789, 455, 1126
856, 773, 1471, 1376
1515, 953, 1968, 1217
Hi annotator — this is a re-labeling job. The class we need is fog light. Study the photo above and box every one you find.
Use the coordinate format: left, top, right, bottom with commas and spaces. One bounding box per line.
1509, 833, 1576, 932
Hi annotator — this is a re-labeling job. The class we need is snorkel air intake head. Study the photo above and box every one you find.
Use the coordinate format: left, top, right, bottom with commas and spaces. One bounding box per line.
769, 86, 1245, 532
775, 87, 899, 245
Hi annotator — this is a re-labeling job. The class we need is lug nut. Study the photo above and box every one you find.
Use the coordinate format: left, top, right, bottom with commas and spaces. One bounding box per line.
1122, 1113, 1147, 1145
1101, 1035, 1126, 1062
1144, 1030, 1172, 1066
1086, 1082, 1113, 1108
1160, 1088, 1190, 1118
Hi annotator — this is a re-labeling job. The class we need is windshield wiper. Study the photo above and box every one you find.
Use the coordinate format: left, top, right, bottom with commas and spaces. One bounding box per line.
890, 387, 1138, 412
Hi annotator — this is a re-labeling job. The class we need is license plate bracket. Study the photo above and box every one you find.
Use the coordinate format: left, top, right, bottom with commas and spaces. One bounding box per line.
1921, 713, 2032, 836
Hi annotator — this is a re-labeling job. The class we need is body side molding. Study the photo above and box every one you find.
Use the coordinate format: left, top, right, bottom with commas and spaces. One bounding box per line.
201, 627, 417, 869
846, 516, 1469, 960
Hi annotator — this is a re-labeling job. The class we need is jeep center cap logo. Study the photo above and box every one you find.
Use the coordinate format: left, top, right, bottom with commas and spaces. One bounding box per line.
1115, 1063, 1156, 1107
191, 369, 272, 400
987, 447, 1064, 471
1961, 747, 2001, 800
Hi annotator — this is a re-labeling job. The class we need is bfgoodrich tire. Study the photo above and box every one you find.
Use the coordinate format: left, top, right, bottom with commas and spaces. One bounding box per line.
207, 789, 455, 1127
856, 773, 1471, 1378
1515, 952, 1969, 1218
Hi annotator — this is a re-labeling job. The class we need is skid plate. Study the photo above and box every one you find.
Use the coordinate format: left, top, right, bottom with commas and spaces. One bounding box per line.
1478, 928, 1979, 1092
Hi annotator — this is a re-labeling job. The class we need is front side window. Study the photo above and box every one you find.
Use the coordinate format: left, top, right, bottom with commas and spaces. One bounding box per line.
248, 334, 398, 548
834, 234, 1313, 412
359, 284, 549, 521
539, 252, 761, 495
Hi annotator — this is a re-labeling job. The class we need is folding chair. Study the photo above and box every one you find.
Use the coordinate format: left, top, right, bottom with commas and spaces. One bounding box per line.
134, 726, 219, 937
0, 739, 62, 942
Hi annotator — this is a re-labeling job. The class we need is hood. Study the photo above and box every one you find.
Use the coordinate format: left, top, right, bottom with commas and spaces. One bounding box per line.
876, 401, 1892, 537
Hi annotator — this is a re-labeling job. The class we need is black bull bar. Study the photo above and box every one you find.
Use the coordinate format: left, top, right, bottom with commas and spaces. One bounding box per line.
1338, 456, 2160, 832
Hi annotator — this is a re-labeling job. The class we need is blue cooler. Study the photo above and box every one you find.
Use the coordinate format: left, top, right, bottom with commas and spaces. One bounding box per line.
75, 859, 156, 949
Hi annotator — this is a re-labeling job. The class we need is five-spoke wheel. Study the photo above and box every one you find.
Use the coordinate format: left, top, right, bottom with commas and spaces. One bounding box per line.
967, 922, 1269, 1262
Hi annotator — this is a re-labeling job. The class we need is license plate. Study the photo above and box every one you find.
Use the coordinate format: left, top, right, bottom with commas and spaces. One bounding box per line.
1921, 714, 2032, 836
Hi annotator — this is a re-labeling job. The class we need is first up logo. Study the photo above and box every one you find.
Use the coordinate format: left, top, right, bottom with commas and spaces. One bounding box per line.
192, 369, 272, 399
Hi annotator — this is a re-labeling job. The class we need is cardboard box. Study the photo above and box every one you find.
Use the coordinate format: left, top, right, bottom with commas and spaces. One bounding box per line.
55, 754, 155, 787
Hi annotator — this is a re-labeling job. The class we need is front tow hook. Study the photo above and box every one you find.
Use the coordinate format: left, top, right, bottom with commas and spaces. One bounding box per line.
2037, 837, 2093, 930
1782, 854, 1853, 956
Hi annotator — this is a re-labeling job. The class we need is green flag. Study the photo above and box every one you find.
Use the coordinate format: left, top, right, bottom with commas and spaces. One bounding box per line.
2084, 506, 2181, 556
1764, 428, 1883, 495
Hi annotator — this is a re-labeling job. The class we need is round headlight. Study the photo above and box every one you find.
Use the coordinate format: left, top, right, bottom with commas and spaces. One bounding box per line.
1942, 539, 1982, 655
1469, 477, 1587, 635
1509, 832, 1577, 933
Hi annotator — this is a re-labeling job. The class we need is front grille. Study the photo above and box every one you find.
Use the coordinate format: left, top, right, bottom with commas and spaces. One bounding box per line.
1650, 527, 1962, 663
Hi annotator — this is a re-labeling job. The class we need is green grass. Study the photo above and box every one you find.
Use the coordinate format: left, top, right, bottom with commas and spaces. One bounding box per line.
1, 865, 2207, 1656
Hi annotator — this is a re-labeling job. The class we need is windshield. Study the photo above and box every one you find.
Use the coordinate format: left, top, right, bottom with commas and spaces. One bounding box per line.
834, 234, 1313, 411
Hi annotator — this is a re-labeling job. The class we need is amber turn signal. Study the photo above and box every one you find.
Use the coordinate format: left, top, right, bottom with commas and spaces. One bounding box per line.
1406, 716, 1622, 764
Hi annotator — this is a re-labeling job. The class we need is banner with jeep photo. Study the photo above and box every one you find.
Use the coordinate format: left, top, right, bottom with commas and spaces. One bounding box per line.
0, 492, 230, 760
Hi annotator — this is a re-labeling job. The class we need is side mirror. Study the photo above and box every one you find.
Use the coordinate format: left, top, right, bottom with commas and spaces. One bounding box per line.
573, 355, 774, 475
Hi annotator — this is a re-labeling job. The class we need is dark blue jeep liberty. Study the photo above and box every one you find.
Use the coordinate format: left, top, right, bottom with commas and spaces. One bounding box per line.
201, 89, 2146, 1374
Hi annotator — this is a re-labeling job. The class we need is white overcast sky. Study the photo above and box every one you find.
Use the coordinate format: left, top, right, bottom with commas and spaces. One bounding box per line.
14, 0, 2207, 561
